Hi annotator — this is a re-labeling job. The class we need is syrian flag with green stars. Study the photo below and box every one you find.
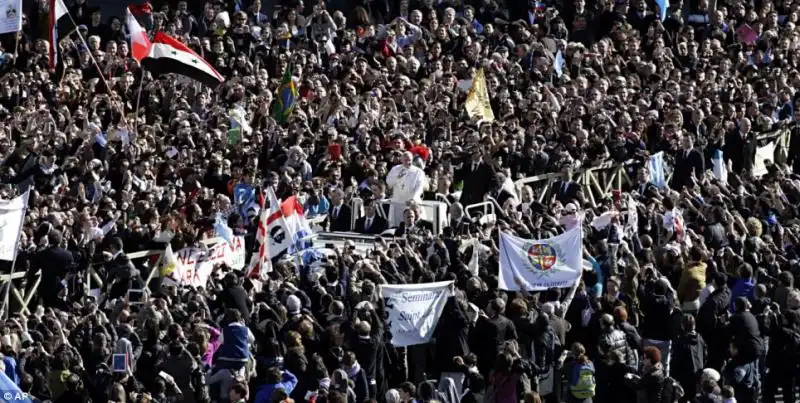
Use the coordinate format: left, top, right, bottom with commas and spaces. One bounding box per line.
141, 32, 224, 87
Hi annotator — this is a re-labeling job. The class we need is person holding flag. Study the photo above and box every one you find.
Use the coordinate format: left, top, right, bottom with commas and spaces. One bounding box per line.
273, 64, 298, 124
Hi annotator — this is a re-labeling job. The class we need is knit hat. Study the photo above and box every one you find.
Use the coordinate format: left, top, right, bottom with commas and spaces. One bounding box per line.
385, 389, 401, 403
702, 368, 721, 383
286, 294, 302, 315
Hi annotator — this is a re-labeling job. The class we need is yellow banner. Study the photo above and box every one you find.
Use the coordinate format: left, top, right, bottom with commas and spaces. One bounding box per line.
465, 68, 495, 122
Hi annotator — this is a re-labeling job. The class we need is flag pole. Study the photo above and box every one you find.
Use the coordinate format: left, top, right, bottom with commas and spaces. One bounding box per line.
133, 70, 145, 137
0, 189, 30, 319
61, 8, 130, 127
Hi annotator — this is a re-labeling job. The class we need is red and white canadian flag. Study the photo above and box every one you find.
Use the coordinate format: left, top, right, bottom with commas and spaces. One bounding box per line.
125, 7, 151, 62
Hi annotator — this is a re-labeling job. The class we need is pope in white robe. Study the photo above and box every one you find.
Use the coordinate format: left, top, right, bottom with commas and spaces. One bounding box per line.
385, 151, 427, 227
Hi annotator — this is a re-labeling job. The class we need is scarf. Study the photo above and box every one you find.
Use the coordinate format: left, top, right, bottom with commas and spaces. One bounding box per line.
347, 362, 362, 379
319, 377, 331, 390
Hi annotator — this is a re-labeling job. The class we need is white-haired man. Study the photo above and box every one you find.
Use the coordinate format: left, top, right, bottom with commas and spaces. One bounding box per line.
385, 151, 427, 227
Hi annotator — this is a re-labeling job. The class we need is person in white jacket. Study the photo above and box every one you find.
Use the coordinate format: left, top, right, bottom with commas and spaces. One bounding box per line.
385, 151, 427, 227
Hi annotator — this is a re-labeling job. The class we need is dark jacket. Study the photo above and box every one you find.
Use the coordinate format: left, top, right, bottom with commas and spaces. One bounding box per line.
434, 298, 471, 372
456, 162, 495, 206
551, 180, 582, 204
670, 331, 706, 392
727, 311, 762, 362
217, 285, 251, 319
671, 148, 704, 190
354, 214, 388, 234
32, 246, 74, 298
329, 203, 352, 232
470, 314, 518, 376
394, 219, 434, 236
625, 365, 666, 403
640, 293, 673, 341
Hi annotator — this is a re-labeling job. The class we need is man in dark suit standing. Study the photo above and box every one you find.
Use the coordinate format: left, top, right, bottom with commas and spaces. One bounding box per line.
354, 200, 388, 235
395, 207, 433, 236
455, 146, 496, 207
724, 117, 757, 175
672, 135, 705, 190
328, 188, 352, 232
31, 230, 74, 309
106, 237, 140, 301
631, 167, 659, 199
551, 165, 584, 205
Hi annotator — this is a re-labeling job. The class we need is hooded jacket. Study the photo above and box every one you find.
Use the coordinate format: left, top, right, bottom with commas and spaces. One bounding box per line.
254, 370, 298, 403
677, 261, 707, 304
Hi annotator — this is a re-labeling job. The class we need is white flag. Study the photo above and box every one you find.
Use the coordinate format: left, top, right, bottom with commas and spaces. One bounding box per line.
712, 149, 728, 184
753, 141, 776, 178
0, 0, 22, 35
498, 226, 583, 291
159, 244, 181, 286
229, 105, 252, 135
381, 281, 453, 347
0, 191, 28, 261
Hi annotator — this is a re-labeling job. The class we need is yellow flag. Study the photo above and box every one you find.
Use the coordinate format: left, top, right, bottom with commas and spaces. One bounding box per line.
160, 244, 180, 285
465, 69, 495, 122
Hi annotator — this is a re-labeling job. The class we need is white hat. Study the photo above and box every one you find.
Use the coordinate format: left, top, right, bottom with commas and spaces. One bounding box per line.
702, 368, 721, 383
285, 294, 301, 315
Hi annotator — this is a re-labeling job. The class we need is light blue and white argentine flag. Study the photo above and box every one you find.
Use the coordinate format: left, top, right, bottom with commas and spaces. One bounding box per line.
649, 151, 666, 188
498, 225, 583, 291
712, 149, 727, 184
214, 213, 234, 245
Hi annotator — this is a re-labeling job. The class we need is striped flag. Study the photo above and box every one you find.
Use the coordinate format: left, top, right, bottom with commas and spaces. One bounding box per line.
125, 7, 151, 62
48, 0, 69, 71
648, 151, 666, 188
141, 32, 224, 87
247, 188, 279, 279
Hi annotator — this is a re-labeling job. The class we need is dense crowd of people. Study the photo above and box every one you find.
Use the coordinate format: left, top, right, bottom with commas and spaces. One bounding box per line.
0, 0, 799, 402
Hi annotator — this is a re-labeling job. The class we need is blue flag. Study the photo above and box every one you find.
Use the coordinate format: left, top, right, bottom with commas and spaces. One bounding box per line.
0, 370, 30, 403
214, 214, 234, 245
649, 152, 666, 188
554, 50, 564, 78
232, 183, 256, 221
655, 0, 669, 21
472, 19, 484, 34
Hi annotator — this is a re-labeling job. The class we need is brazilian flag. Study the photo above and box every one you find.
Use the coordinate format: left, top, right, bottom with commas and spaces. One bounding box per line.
273, 65, 297, 125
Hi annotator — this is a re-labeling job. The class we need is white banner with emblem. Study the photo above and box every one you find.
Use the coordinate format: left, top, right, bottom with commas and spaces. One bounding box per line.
165, 236, 246, 287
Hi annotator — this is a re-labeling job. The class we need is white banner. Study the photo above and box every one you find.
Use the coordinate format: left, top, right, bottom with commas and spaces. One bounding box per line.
498, 226, 583, 291
381, 281, 453, 347
170, 236, 246, 287
753, 141, 776, 178
0, 0, 21, 34
0, 192, 27, 261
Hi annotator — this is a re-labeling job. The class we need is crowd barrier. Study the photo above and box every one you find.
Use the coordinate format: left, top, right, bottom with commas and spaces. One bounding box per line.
510, 127, 791, 206
758, 127, 790, 164
0, 271, 39, 317
8, 130, 790, 312
514, 159, 638, 207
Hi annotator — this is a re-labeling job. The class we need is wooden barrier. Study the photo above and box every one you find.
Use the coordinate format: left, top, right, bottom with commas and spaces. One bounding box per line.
515, 159, 638, 207
0, 270, 39, 316
513, 127, 791, 206
757, 127, 790, 164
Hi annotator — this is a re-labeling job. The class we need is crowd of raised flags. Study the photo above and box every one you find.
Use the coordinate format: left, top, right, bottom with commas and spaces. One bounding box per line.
46, 1, 298, 129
